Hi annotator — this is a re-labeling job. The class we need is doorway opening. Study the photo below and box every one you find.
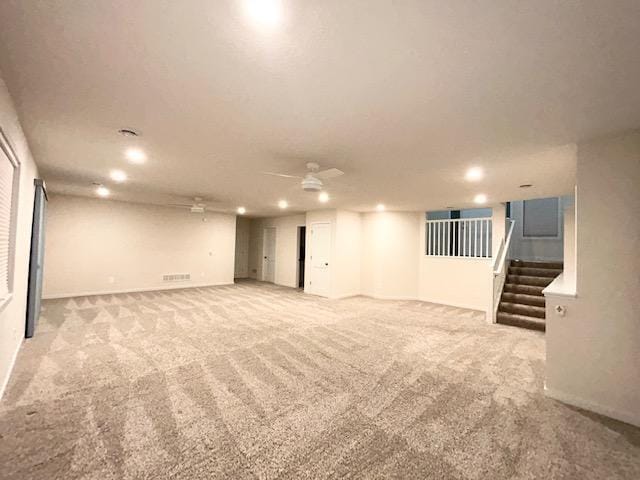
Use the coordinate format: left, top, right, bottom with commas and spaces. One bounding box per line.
297, 226, 306, 288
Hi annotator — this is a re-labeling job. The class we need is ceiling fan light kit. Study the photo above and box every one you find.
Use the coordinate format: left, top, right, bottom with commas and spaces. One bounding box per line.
301, 175, 323, 191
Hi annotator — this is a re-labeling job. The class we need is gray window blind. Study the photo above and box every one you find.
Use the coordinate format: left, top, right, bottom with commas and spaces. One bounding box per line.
523, 197, 559, 237
0, 132, 18, 299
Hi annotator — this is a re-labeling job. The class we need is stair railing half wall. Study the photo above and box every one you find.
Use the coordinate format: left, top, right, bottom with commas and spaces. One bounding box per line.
492, 219, 516, 323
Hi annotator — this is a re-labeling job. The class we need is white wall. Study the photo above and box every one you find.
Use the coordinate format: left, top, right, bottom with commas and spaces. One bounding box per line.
419, 256, 493, 314
562, 192, 576, 284
419, 210, 495, 316
333, 210, 362, 298
361, 211, 420, 299
234, 216, 250, 278
248, 214, 306, 288
256, 207, 506, 318
492, 203, 507, 260
43, 194, 236, 297
303, 208, 500, 316
0, 77, 39, 397
545, 131, 640, 427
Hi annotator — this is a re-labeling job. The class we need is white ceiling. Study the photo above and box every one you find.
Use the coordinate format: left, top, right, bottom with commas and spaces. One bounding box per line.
0, 1, 638, 216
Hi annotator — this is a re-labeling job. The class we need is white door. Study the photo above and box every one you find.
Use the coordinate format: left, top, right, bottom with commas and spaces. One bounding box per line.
309, 222, 331, 297
262, 227, 276, 283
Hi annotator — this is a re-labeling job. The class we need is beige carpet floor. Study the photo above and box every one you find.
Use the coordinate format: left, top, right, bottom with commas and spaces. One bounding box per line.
1, 281, 639, 479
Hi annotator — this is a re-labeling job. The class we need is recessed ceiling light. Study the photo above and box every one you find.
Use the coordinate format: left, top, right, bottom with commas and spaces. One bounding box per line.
125, 148, 146, 164
96, 185, 110, 197
376, 204, 385, 212
465, 167, 484, 182
243, 0, 283, 29
474, 194, 487, 204
237, 207, 246, 215
278, 200, 288, 209
318, 192, 329, 203
110, 169, 127, 182
519, 183, 533, 188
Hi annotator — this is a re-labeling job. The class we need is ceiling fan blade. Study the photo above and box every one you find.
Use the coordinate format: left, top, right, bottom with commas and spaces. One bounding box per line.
261, 171, 303, 179
316, 168, 344, 179
167, 203, 192, 208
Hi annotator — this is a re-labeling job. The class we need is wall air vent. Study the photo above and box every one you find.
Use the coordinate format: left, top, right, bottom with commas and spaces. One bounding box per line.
163, 273, 191, 282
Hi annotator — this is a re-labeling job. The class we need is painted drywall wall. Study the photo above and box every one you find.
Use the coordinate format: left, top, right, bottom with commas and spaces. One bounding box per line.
419, 257, 493, 313
361, 211, 420, 299
267, 207, 504, 315
562, 193, 576, 284
43, 194, 236, 297
303, 208, 499, 313
332, 211, 362, 298
248, 214, 306, 288
234, 216, 250, 278
491, 204, 507, 260
545, 131, 640, 427
419, 217, 493, 314
0, 77, 39, 397
508, 198, 565, 262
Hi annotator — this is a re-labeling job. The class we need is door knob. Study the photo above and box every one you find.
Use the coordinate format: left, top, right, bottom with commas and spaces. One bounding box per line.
325, 263, 329, 266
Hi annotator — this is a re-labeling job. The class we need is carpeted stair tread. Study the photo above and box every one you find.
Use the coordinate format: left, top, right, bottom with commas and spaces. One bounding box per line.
503, 283, 545, 296
496, 312, 546, 332
510, 260, 563, 270
497, 259, 564, 332
498, 302, 545, 319
506, 275, 554, 287
500, 292, 545, 307
508, 266, 562, 278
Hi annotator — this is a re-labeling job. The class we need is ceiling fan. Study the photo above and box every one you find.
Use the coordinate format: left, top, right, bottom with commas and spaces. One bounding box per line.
262, 162, 344, 191
167, 197, 209, 213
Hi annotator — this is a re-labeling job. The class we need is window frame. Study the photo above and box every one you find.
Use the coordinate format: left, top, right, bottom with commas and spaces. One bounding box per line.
0, 127, 21, 312
521, 197, 561, 240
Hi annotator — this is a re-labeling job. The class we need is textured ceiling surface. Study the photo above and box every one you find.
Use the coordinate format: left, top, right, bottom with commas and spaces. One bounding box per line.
0, 1, 638, 215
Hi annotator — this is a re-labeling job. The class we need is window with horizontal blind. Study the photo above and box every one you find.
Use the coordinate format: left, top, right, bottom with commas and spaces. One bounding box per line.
0, 128, 19, 302
523, 197, 559, 238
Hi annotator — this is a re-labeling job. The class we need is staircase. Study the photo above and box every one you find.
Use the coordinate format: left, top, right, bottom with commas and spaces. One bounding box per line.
497, 260, 563, 332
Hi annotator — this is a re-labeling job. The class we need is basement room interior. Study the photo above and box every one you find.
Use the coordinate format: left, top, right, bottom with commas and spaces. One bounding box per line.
0, 1, 639, 479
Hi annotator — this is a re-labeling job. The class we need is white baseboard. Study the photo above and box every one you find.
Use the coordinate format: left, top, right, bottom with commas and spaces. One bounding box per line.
544, 385, 640, 428
418, 296, 486, 314
0, 337, 22, 400
42, 281, 235, 299
363, 293, 420, 301
331, 292, 362, 300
